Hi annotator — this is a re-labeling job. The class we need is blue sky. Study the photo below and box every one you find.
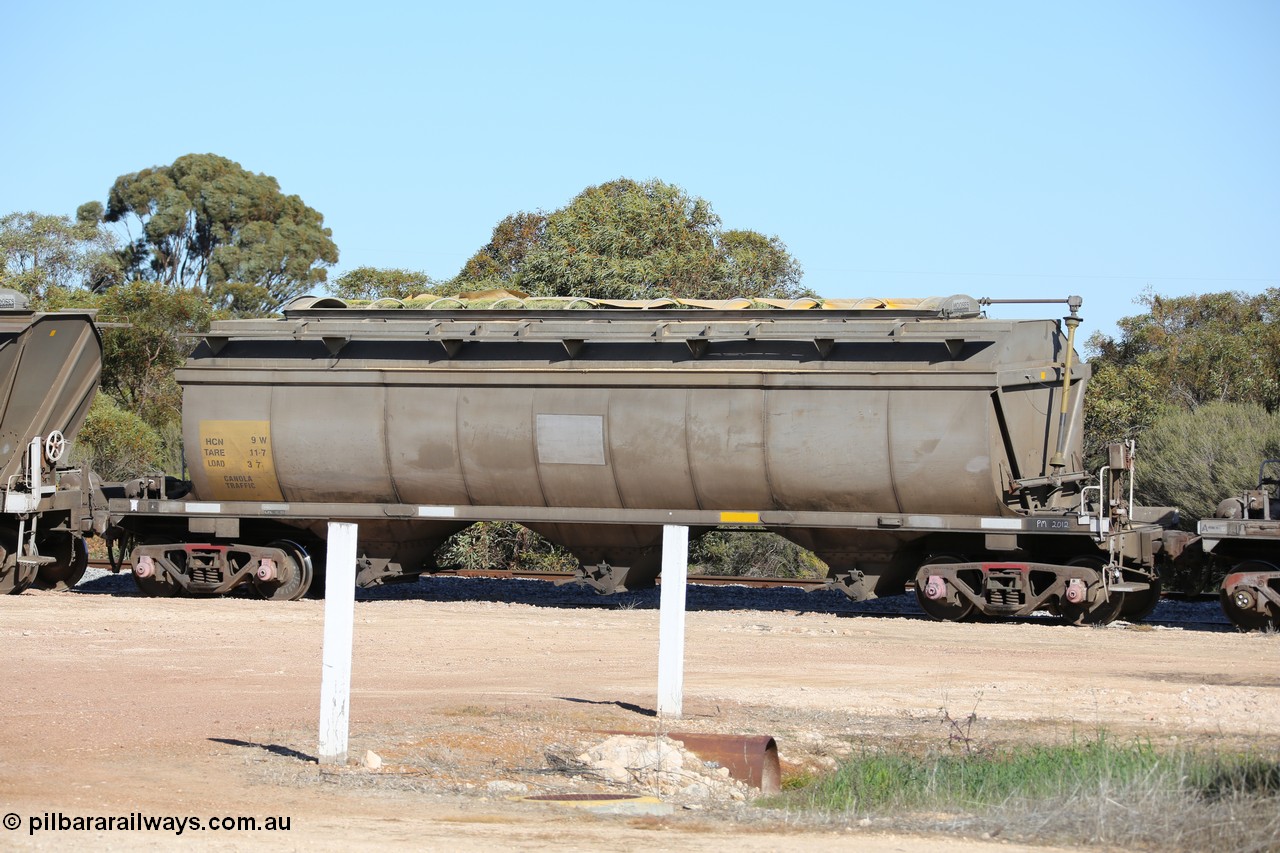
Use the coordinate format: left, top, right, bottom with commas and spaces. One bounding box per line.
3, 1, 1276, 342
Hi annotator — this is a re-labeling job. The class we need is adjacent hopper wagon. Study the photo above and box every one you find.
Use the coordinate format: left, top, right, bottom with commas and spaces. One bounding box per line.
107, 292, 1166, 622
1198, 459, 1280, 630
0, 288, 102, 593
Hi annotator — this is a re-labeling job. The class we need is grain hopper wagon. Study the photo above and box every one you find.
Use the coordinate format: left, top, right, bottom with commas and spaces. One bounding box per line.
0, 288, 102, 593
108, 292, 1165, 622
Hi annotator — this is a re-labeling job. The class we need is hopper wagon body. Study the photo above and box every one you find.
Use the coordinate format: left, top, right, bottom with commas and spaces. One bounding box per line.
109, 293, 1164, 622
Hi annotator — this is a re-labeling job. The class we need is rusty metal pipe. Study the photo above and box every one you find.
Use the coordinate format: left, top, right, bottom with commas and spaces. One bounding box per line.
603, 731, 780, 793
668, 733, 779, 793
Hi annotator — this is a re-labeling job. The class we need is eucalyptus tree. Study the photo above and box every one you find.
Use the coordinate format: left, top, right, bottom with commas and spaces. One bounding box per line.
450, 178, 806, 300
0, 204, 120, 301
1085, 288, 1280, 459
333, 266, 438, 301
518, 178, 725, 299
454, 211, 547, 289
102, 153, 338, 310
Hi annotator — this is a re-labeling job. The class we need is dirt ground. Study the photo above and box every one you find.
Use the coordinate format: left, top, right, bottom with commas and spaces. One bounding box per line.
1, 577, 1277, 851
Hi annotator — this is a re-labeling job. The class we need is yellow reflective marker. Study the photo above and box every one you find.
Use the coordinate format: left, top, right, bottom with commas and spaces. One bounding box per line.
720, 511, 761, 524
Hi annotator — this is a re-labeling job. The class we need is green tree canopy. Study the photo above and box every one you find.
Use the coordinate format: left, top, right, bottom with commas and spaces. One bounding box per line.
450, 179, 807, 300
719, 229, 805, 298
333, 266, 438, 302
0, 206, 121, 301
1084, 289, 1280, 460
102, 153, 338, 310
518, 179, 724, 299
455, 212, 547, 289
93, 282, 213, 469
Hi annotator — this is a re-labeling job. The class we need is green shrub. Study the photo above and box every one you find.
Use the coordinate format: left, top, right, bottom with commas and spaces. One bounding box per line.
766, 735, 1280, 850
435, 522, 578, 573
1136, 401, 1280, 525
690, 530, 826, 579
71, 394, 164, 480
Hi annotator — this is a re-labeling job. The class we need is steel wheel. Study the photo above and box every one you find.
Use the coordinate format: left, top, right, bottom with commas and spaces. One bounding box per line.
304, 549, 327, 599
32, 535, 89, 591
251, 540, 313, 601
914, 556, 975, 622
132, 539, 180, 597
1059, 556, 1124, 626
0, 526, 33, 595
1219, 588, 1275, 631
133, 569, 180, 597
1062, 593, 1125, 626
0, 568, 27, 594
1118, 576, 1162, 622
1220, 562, 1279, 631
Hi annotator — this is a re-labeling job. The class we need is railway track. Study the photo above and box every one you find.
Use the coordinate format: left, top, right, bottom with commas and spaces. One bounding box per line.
86, 559, 1217, 599
87, 560, 830, 591
85, 555, 1223, 594
83, 560, 1228, 628
444, 567, 834, 590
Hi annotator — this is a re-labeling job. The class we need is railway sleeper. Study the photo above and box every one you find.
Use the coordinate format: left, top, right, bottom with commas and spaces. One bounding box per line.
916, 561, 1145, 624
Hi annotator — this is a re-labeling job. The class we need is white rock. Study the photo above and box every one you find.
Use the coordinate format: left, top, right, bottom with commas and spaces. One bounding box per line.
485, 780, 529, 795
596, 759, 632, 783
680, 782, 712, 799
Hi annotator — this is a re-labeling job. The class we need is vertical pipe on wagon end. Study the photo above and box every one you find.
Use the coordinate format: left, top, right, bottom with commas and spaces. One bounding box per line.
1050, 297, 1083, 470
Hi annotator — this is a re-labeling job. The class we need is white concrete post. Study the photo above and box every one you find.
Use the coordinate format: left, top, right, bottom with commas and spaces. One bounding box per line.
318, 522, 358, 765
657, 524, 689, 718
